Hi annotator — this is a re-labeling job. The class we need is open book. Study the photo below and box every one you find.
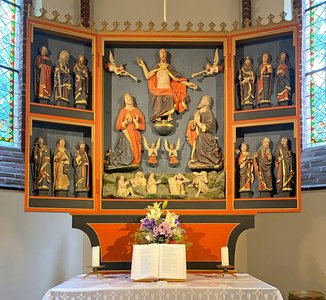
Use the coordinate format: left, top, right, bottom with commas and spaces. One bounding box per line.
130, 244, 187, 281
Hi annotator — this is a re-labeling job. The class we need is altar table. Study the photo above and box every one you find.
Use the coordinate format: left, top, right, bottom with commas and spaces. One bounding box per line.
42, 273, 283, 300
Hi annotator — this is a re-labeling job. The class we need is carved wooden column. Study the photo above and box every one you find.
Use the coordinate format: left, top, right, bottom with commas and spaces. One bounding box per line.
242, 0, 252, 27
80, 0, 90, 27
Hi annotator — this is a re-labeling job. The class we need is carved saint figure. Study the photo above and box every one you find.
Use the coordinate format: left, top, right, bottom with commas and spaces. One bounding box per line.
276, 51, 291, 104
105, 93, 145, 167
169, 173, 190, 196
73, 141, 90, 193
188, 171, 209, 198
117, 175, 135, 197
257, 52, 273, 105
192, 49, 222, 78
238, 56, 255, 107
237, 142, 254, 193
104, 50, 138, 81
73, 55, 89, 107
34, 46, 52, 101
147, 173, 162, 194
164, 138, 181, 167
137, 48, 198, 123
53, 138, 70, 192
131, 171, 147, 188
54, 50, 71, 105
275, 137, 294, 192
32, 137, 51, 193
254, 137, 273, 192
143, 137, 160, 167
186, 95, 224, 169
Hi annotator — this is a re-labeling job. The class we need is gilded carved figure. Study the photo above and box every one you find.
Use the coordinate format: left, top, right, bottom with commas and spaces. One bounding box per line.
73, 55, 89, 108
275, 137, 294, 193
186, 95, 224, 169
276, 51, 291, 104
34, 46, 52, 101
257, 52, 273, 106
237, 142, 254, 194
53, 138, 70, 193
254, 137, 273, 192
238, 56, 255, 108
73, 141, 90, 194
32, 137, 51, 193
54, 50, 71, 105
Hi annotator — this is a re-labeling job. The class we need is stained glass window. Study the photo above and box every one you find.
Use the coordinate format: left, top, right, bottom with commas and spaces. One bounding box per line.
302, 0, 326, 148
0, 0, 21, 148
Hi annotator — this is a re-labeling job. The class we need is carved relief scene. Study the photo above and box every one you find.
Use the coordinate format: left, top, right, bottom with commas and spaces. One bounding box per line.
103, 46, 226, 199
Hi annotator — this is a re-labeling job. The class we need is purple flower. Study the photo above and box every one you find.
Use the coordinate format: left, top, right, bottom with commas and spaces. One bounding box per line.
153, 221, 172, 238
141, 218, 156, 231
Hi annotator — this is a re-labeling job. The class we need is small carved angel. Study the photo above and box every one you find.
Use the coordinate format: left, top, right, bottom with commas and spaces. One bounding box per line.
143, 137, 161, 167
164, 138, 180, 167
188, 171, 209, 198
192, 49, 223, 78
104, 50, 138, 81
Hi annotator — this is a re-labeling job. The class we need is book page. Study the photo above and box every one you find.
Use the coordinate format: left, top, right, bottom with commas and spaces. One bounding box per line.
130, 244, 159, 280
158, 244, 187, 280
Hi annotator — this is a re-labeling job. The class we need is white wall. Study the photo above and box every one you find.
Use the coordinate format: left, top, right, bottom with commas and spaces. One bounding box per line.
0, 190, 85, 300
247, 190, 326, 298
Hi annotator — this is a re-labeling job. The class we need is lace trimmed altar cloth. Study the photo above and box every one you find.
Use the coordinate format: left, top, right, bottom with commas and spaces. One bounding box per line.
42, 273, 283, 300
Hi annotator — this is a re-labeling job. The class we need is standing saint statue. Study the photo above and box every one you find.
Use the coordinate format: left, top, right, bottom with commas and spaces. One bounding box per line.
275, 137, 294, 194
32, 137, 51, 195
254, 137, 273, 194
54, 50, 71, 106
136, 48, 197, 126
105, 93, 145, 169
34, 45, 52, 103
53, 138, 70, 196
73, 55, 89, 109
238, 56, 255, 109
237, 142, 254, 196
275, 51, 291, 105
257, 52, 273, 107
73, 141, 90, 196
186, 95, 224, 169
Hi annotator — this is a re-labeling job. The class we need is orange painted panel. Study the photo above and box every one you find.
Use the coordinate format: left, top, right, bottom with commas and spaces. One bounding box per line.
89, 223, 238, 262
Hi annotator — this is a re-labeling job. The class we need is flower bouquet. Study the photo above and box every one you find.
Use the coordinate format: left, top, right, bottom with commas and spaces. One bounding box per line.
130, 201, 189, 281
131, 200, 188, 245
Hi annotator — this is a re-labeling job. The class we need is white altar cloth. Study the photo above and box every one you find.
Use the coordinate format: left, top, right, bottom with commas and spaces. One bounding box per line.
42, 273, 283, 300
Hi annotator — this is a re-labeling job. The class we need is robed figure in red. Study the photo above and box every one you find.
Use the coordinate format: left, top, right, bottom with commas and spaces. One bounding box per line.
137, 48, 197, 123
34, 45, 52, 101
105, 93, 145, 167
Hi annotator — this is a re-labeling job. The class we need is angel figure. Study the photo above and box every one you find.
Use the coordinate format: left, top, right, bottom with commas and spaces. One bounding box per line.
143, 137, 160, 167
188, 171, 209, 198
164, 138, 181, 167
104, 50, 138, 81
192, 49, 223, 78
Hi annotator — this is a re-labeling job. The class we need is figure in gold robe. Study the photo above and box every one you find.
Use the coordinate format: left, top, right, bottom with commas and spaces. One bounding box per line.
73, 141, 90, 193
257, 52, 273, 105
53, 138, 70, 191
